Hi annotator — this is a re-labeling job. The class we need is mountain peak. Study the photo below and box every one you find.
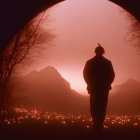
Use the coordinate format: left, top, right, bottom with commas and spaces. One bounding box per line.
26, 66, 62, 79
41, 66, 58, 73
123, 79, 140, 87
126, 79, 140, 84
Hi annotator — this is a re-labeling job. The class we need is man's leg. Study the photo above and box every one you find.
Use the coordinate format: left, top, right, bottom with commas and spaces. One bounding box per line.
90, 94, 95, 122
90, 90, 108, 130
96, 93, 108, 129
90, 94, 101, 129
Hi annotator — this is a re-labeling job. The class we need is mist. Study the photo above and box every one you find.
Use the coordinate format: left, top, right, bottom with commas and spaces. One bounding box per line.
8, 66, 140, 115
19, 0, 140, 94
6, 0, 140, 115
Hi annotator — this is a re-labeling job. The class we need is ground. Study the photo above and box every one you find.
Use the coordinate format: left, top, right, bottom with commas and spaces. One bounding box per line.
0, 108, 140, 140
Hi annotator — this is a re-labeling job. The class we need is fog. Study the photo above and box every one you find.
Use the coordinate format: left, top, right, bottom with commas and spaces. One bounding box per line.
11, 66, 140, 115
19, 0, 140, 94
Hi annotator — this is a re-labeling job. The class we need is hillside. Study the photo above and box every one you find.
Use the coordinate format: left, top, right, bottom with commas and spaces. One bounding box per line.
108, 79, 140, 114
11, 66, 89, 114
10, 67, 140, 115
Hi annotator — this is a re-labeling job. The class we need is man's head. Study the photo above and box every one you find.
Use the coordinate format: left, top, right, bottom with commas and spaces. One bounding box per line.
95, 45, 105, 56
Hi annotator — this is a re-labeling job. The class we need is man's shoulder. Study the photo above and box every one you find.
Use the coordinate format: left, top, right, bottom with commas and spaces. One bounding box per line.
86, 57, 96, 64
102, 57, 111, 63
86, 56, 112, 65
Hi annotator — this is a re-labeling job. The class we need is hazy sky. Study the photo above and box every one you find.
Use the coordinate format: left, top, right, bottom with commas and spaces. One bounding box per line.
27, 0, 140, 94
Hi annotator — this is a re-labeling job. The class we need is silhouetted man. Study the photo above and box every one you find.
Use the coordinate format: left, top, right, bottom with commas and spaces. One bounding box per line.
83, 44, 115, 131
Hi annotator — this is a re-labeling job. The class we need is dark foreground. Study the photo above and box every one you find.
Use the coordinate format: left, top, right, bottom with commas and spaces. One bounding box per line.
0, 108, 140, 140
1, 124, 140, 140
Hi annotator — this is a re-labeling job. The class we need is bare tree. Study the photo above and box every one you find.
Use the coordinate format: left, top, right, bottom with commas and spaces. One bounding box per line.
0, 11, 53, 111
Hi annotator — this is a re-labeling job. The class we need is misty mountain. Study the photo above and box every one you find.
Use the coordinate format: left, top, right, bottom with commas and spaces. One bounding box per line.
108, 79, 140, 114
11, 66, 89, 114
11, 66, 140, 115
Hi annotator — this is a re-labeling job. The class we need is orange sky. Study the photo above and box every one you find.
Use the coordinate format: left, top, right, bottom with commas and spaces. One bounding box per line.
26, 0, 140, 94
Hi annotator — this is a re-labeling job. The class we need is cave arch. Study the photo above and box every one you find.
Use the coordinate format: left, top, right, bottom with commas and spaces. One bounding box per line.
0, 0, 140, 50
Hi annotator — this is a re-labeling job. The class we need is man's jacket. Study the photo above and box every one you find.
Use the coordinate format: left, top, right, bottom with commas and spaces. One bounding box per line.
83, 56, 115, 94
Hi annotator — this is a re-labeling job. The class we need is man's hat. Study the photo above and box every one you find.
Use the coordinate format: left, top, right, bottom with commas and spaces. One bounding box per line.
95, 43, 105, 54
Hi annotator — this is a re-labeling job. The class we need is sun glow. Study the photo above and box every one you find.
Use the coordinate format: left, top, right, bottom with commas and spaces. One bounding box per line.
30, 0, 140, 94
60, 70, 87, 94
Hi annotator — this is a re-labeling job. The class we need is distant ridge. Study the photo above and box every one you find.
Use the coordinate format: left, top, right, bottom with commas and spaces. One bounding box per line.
11, 66, 89, 114
108, 79, 140, 114
10, 66, 140, 115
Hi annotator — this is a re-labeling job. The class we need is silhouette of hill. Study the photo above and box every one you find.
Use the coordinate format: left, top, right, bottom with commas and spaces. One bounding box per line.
11, 66, 89, 114
11, 67, 140, 115
108, 79, 140, 114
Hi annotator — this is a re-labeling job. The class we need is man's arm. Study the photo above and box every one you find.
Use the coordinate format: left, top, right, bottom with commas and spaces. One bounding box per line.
109, 61, 115, 84
83, 61, 93, 94
83, 62, 89, 84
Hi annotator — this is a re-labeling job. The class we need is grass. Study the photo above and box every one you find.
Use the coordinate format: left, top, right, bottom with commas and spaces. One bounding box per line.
0, 108, 140, 140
